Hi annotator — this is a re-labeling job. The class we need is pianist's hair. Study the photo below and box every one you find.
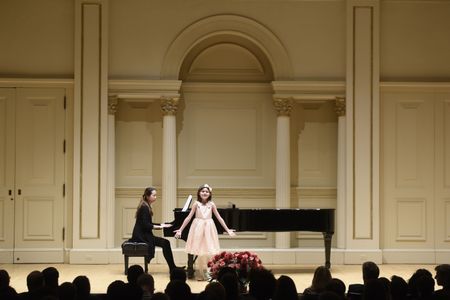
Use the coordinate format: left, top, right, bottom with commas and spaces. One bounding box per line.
136, 187, 154, 217
197, 184, 212, 202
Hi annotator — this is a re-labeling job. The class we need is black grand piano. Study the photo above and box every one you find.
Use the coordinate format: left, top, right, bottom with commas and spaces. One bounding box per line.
164, 207, 335, 276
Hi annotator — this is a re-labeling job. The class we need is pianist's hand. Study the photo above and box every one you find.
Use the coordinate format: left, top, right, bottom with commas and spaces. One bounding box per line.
227, 229, 236, 237
174, 229, 182, 239
160, 223, 172, 228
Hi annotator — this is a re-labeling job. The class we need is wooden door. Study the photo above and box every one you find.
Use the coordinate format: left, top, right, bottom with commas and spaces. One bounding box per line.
0, 88, 15, 262
13, 88, 65, 263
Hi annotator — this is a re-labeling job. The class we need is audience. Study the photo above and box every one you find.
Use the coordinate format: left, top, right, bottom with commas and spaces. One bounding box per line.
325, 278, 346, 300
72, 275, 97, 300
0, 269, 19, 300
218, 271, 241, 300
137, 273, 154, 300
433, 264, 450, 300
42, 267, 59, 298
248, 268, 276, 300
303, 265, 332, 298
273, 275, 298, 300
348, 261, 380, 299
2, 262, 447, 300
106, 280, 126, 300
20, 270, 46, 300
57, 282, 76, 300
165, 279, 192, 300
408, 269, 434, 300
390, 275, 408, 300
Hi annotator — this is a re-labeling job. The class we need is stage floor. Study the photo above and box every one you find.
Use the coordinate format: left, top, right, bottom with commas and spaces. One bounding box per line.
0, 263, 437, 294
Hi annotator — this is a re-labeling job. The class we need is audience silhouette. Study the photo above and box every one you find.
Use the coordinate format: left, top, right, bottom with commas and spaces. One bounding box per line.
1, 261, 448, 300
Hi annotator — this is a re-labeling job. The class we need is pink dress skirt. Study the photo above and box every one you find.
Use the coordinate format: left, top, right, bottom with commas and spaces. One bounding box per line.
185, 201, 221, 256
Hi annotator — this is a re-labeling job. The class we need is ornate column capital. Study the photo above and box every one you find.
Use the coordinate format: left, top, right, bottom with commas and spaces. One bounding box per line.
161, 96, 179, 116
108, 96, 118, 115
273, 97, 293, 116
335, 96, 346, 117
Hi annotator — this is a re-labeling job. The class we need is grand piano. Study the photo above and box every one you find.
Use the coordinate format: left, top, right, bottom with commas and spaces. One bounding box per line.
164, 207, 335, 276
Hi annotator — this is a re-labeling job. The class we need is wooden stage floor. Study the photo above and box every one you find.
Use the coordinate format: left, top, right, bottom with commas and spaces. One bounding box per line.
1, 263, 438, 294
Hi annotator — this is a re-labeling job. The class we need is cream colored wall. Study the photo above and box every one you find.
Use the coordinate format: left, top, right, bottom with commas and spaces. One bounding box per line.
2, 1, 450, 80
1, 0, 450, 264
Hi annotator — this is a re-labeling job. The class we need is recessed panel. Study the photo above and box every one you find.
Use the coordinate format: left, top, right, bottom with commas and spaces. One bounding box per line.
30, 101, 55, 184
395, 101, 423, 187
298, 122, 337, 187
446, 200, 450, 240
193, 107, 257, 170
0, 199, 4, 240
116, 102, 154, 186
23, 198, 54, 240
444, 101, 450, 188
396, 199, 426, 241
122, 207, 136, 239
0, 98, 5, 186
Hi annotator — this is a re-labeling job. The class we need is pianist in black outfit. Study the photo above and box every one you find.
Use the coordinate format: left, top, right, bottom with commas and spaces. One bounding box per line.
130, 187, 183, 273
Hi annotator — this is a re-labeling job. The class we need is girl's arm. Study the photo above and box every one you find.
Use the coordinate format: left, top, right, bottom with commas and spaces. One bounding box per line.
211, 202, 236, 236
174, 202, 198, 238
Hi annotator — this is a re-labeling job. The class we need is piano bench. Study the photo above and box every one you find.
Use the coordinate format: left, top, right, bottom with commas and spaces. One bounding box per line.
121, 241, 151, 275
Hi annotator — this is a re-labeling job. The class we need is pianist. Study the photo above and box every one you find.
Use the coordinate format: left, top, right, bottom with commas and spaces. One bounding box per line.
129, 187, 184, 273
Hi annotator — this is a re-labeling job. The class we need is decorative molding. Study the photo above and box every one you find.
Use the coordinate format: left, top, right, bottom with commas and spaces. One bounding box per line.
160, 97, 179, 116
107, 95, 118, 115
273, 97, 293, 116
181, 82, 272, 93
0, 78, 74, 88
272, 81, 345, 100
335, 96, 346, 117
380, 82, 450, 92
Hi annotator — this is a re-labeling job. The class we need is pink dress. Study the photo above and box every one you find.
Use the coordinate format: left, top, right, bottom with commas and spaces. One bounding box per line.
185, 201, 221, 256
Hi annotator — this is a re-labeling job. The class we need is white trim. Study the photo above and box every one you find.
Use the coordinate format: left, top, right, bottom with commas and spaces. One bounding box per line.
0, 78, 74, 88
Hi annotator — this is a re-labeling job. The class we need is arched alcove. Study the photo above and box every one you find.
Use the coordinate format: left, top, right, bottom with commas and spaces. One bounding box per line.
161, 14, 292, 80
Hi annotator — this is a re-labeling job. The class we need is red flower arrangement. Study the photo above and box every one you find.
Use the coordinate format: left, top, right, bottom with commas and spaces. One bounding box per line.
208, 251, 263, 285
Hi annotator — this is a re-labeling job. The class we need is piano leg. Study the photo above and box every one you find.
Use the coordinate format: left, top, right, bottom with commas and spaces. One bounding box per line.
187, 254, 197, 279
323, 232, 333, 269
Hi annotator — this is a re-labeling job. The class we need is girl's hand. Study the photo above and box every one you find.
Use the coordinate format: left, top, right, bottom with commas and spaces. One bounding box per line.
227, 229, 236, 237
160, 223, 172, 228
174, 229, 182, 239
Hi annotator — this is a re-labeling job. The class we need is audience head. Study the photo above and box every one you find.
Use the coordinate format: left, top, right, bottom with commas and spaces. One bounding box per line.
390, 275, 408, 300
435, 264, 450, 289
27, 270, 45, 292
72, 275, 90, 298
0, 269, 10, 288
363, 278, 390, 300
248, 268, 277, 300
217, 266, 236, 281
218, 272, 239, 300
127, 264, 144, 285
165, 279, 192, 300
170, 267, 187, 282
362, 261, 380, 284
204, 281, 226, 300
58, 282, 76, 300
137, 273, 155, 295
42, 267, 59, 288
325, 278, 346, 300
311, 266, 332, 293
273, 275, 298, 300
106, 280, 126, 300
408, 268, 433, 298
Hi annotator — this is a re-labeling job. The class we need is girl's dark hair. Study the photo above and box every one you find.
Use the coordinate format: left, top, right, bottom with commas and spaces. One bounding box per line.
197, 184, 212, 202
136, 187, 155, 217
